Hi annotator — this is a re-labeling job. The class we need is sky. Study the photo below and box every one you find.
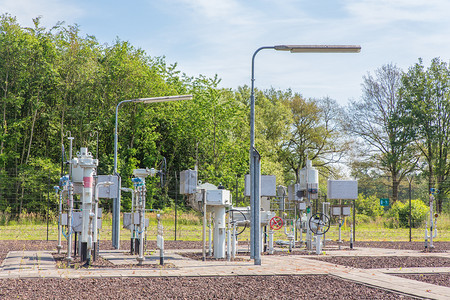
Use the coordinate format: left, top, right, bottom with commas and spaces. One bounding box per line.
1, 0, 450, 106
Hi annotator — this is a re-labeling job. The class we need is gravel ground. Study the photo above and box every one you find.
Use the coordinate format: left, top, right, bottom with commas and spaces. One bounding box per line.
306, 256, 450, 269
0, 275, 416, 300
352, 241, 449, 252
0, 240, 448, 299
397, 274, 450, 288
0, 240, 203, 264
52, 253, 177, 269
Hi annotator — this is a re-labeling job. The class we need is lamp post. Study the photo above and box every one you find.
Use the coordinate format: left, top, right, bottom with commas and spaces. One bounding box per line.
249, 45, 361, 265
112, 94, 193, 249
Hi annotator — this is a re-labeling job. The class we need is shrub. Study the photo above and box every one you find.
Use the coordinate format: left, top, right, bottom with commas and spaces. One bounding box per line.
355, 213, 372, 224
355, 194, 384, 218
385, 199, 428, 228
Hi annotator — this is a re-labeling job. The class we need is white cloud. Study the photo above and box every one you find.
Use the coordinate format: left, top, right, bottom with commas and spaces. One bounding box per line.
0, 0, 84, 27
344, 0, 450, 25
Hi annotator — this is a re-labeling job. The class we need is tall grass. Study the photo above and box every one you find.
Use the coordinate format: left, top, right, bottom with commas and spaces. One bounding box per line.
0, 210, 449, 241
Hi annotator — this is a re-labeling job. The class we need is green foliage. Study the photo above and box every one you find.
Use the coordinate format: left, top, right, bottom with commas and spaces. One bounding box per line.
355, 193, 384, 218
385, 199, 428, 228
400, 58, 450, 213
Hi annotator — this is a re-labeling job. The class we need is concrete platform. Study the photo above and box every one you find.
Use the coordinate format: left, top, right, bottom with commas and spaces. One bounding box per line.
0, 247, 449, 299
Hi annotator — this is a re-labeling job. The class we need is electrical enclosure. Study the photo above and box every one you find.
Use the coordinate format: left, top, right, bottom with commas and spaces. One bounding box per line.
206, 189, 231, 206
244, 174, 277, 197
327, 180, 358, 199
180, 169, 197, 195
97, 175, 119, 198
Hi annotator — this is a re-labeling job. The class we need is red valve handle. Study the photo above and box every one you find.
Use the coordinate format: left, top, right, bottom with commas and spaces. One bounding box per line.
270, 216, 283, 230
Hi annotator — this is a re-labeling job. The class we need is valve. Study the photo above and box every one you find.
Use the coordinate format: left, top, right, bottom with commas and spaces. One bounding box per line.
226, 209, 248, 236
269, 216, 283, 230
308, 213, 330, 235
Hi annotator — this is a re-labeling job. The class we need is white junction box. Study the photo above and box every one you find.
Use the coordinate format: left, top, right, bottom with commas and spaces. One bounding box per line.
62, 211, 102, 232
288, 183, 302, 201
206, 189, 231, 206
180, 169, 197, 195
123, 212, 149, 230
97, 175, 119, 199
244, 175, 277, 197
327, 180, 358, 200
331, 205, 352, 216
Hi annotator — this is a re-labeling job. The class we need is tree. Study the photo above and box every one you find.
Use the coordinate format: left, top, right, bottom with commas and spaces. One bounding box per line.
279, 94, 348, 183
346, 64, 419, 204
400, 58, 450, 213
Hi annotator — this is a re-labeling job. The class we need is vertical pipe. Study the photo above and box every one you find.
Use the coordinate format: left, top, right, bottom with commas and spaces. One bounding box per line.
353, 199, 356, 244
235, 175, 238, 207
66, 136, 74, 264
429, 194, 433, 248
47, 170, 50, 241
338, 217, 342, 250
57, 191, 62, 253
137, 181, 146, 265
409, 178, 412, 242
175, 171, 178, 241
202, 189, 207, 261
253, 148, 261, 265
232, 222, 236, 258
227, 220, 231, 261
208, 213, 212, 256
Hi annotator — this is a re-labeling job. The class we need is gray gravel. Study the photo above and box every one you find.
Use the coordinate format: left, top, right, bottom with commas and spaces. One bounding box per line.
397, 274, 450, 288
0, 276, 416, 300
352, 241, 449, 252
306, 256, 450, 269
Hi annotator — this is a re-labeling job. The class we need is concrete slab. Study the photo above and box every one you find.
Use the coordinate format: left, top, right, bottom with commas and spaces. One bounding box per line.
332, 270, 450, 300
1, 251, 55, 271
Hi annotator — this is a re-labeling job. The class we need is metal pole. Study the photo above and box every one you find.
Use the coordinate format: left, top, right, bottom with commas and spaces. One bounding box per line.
252, 148, 261, 265
353, 199, 356, 244
248, 45, 360, 264
250, 46, 274, 264
47, 169, 50, 241
408, 177, 412, 242
202, 189, 207, 261
66, 136, 74, 263
112, 95, 192, 249
113, 100, 133, 249
175, 171, 178, 241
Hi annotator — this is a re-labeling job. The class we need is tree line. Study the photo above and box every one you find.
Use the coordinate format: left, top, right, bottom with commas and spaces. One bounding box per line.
0, 14, 449, 216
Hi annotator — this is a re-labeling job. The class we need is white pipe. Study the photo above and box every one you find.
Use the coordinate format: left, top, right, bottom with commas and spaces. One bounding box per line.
66, 181, 74, 262
315, 234, 322, 255
138, 182, 146, 265
208, 212, 212, 256
227, 221, 231, 261
213, 206, 226, 259
268, 229, 274, 254
93, 181, 113, 256
231, 222, 237, 258
425, 194, 438, 248
66, 136, 74, 264
57, 190, 63, 254
202, 189, 206, 261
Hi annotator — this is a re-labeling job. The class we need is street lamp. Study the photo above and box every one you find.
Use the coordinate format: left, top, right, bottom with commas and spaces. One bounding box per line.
112, 94, 193, 249
249, 45, 360, 265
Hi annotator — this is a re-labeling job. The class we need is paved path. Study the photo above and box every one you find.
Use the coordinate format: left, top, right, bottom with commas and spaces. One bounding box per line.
1, 247, 449, 299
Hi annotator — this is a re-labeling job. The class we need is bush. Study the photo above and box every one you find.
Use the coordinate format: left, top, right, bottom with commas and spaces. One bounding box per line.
355, 194, 384, 218
385, 199, 428, 228
355, 213, 372, 224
